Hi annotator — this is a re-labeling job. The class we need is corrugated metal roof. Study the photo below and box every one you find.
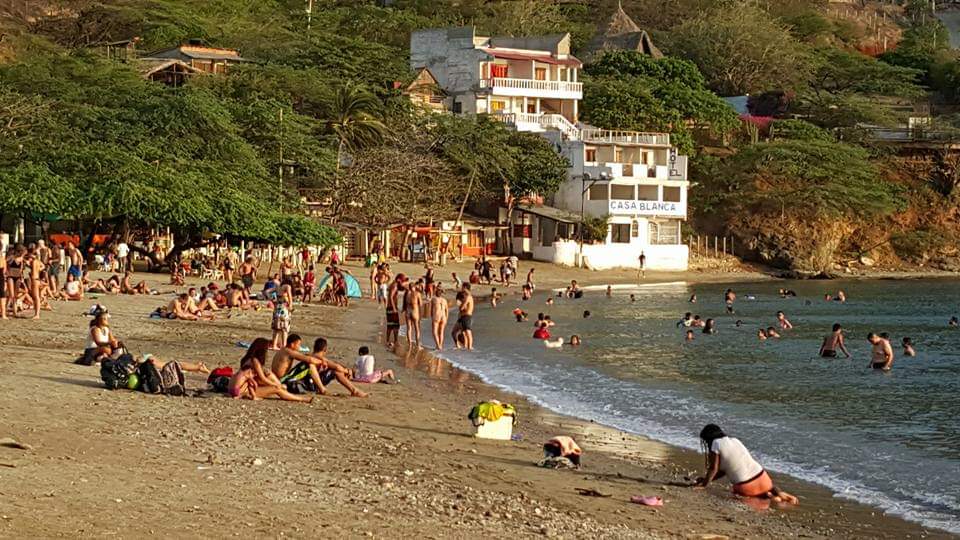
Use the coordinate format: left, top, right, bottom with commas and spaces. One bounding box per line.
516, 204, 582, 224
479, 48, 582, 67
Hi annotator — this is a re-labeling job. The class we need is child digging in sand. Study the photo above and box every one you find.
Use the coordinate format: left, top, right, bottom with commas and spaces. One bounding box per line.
352, 346, 397, 384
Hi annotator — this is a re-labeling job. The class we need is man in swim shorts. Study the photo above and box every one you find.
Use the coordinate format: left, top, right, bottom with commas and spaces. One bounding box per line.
385, 274, 405, 348
819, 323, 851, 358
868, 332, 893, 370
456, 283, 474, 350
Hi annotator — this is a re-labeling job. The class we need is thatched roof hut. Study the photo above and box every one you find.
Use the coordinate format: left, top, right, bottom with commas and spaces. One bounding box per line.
581, 2, 663, 63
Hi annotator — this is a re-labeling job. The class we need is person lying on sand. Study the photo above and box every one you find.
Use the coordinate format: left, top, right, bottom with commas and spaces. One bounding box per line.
692, 424, 798, 505
120, 271, 150, 295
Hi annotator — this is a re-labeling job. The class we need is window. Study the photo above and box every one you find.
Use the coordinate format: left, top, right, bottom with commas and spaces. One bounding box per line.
513, 224, 531, 238
535, 68, 547, 81
631, 220, 640, 237
648, 220, 681, 245
614, 148, 623, 162
610, 184, 634, 200
637, 185, 658, 201
557, 222, 570, 239
490, 100, 506, 112
622, 164, 634, 177
611, 223, 631, 244
452, 101, 463, 114
663, 186, 682, 203
588, 184, 608, 200
491, 64, 509, 78
585, 148, 597, 162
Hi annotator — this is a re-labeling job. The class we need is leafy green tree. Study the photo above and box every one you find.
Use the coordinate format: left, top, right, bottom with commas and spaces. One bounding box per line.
770, 119, 834, 142
667, 5, 811, 95
582, 52, 739, 154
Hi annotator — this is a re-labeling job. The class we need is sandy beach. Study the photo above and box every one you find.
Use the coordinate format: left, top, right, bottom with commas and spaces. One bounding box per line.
0, 260, 951, 539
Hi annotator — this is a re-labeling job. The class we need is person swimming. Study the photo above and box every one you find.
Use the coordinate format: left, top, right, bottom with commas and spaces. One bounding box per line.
513, 308, 528, 322
569, 335, 581, 346
835, 290, 846, 303
582, 310, 591, 319
677, 312, 693, 328
629, 294, 636, 303
685, 330, 695, 341
902, 337, 916, 357
765, 327, 780, 338
689, 294, 697, 303
776, 311, 793, 330
950, 316, 958, 327
757, 329, 767, 341
546, 297, 554, 306
735, 320, 743, 328
702, 318, 717, 334
605, 285, 612, 297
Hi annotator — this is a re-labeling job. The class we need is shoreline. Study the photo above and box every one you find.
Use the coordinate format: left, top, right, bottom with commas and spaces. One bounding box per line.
367, 301, 950, 539
364, 261, 957, 538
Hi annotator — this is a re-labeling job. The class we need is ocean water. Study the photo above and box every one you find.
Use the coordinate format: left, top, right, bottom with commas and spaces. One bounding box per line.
435, 279, 960, 534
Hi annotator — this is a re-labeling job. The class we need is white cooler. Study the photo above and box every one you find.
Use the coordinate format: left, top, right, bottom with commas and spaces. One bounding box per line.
474, 413, 515, 441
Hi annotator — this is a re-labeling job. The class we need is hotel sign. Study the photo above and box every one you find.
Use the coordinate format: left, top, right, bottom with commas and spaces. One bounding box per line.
608, 200, 685, 217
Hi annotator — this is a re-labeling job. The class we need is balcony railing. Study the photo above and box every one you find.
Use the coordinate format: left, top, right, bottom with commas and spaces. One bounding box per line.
581, 129, 670, 146
480, 77, 582, 94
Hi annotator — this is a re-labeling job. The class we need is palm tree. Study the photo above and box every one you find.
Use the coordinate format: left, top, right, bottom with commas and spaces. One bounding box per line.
323, 84, 387, 171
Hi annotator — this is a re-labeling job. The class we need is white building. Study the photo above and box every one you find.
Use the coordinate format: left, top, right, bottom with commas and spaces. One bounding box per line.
410, 27, 690, 271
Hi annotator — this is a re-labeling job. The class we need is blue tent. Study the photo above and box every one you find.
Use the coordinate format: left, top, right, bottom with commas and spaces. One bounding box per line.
318, 272, 362, 298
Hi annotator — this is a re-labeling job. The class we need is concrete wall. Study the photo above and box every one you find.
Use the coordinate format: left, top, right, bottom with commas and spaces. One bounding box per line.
543, 239, 688, 271
411, 28, 486, 112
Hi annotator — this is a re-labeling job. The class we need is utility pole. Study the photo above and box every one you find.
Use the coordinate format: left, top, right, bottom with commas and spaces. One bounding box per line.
278, 108, 284, 201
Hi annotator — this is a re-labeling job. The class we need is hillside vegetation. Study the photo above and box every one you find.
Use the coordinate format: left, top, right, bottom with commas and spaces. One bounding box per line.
1, 0, 958, 271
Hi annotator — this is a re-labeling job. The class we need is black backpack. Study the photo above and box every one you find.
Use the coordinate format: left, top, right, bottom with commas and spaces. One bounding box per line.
137, 361, 164, 394
100, 355, 137, 390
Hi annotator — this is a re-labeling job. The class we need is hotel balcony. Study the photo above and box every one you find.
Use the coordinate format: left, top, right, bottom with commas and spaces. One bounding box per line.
584, 162, 671, 181
479, 77, 582, 100
581, 128, 670, 147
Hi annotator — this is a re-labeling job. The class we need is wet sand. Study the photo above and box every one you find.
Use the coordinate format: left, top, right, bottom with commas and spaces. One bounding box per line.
0, 261, 950, 538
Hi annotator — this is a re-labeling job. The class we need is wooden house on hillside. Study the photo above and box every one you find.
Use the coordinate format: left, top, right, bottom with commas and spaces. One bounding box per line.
397, 67, 447, 112
141, 40, 250, 74
581, 2, 663, 63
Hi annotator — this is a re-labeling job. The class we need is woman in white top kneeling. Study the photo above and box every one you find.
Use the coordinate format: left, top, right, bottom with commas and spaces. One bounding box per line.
693, 424, 798, 504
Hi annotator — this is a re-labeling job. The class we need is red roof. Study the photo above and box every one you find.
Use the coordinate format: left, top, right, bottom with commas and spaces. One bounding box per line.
479, 48, 582, 67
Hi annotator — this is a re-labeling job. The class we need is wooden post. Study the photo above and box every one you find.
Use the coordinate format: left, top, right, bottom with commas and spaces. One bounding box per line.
714, 236, 718, 258
723, 236, 727, 257
731, 236, 735, 257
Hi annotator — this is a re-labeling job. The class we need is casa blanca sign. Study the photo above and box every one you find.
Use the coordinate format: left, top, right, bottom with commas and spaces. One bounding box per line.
608, 200, 685, 217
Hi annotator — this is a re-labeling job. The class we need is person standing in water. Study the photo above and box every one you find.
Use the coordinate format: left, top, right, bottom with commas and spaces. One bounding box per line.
430, 287, 449, 351
724, 289, 736, 314
902, 337, 916, 357
819, 323, 850, 358
693, 424, 798, 505
456, 283, 474, 350
868, 332, 894, 371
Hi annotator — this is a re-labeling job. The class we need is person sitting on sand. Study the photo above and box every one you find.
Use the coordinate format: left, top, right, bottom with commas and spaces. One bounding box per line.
765, 327, 781, 339
273, 336, 368, 398
776, 311, 793, 330
167, 293, 211, 321
81, 312, 121, 365
352, 346, 397, 384
902, 337, 916, 357
62, 273, 84, 301
229, 343, 312, 404
120, 271, 150, 295
819, 323, 851, 358
693, 424, 798, 505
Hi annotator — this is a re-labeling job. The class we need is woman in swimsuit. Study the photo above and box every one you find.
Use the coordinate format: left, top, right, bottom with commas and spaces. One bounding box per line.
5, 245, 25, 316
231, 337, 312, 403
693, 424, 798, 505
